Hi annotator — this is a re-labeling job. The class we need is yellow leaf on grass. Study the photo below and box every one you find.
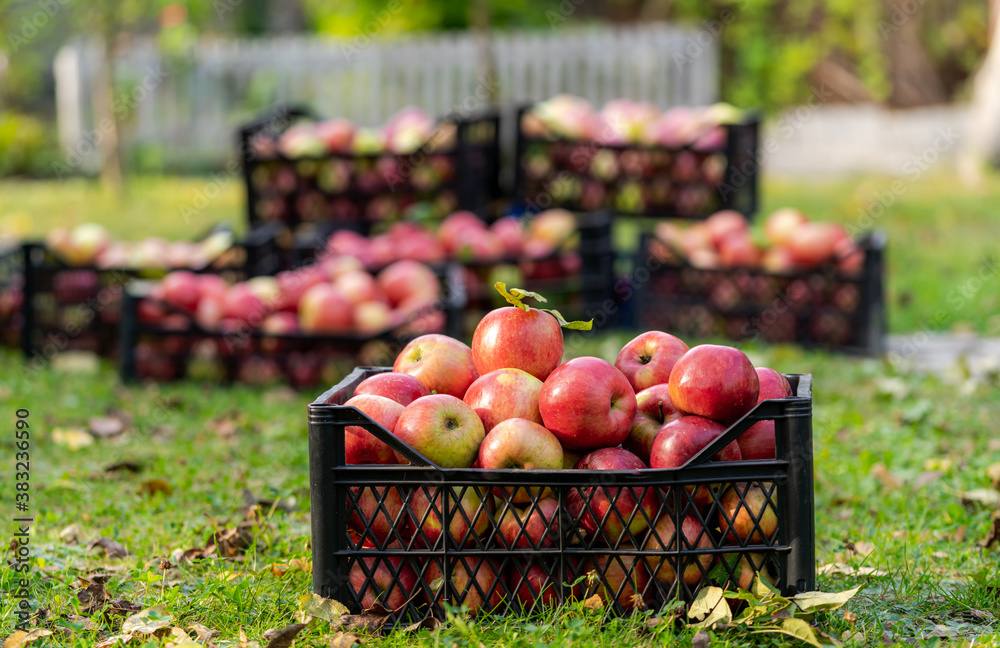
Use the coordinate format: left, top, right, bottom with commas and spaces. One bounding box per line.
790, 586, 863, 614
688, 586, 732, 628
52, 427, 94, 450
121, 604, 173, 635
582, 595, 604, 610
296, 593, 349, 624
4, 629, 52, 648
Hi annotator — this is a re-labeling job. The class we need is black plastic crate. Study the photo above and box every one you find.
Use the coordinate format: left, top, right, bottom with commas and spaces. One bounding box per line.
514, 105, 759, 220
633, 231, 886, 354
118, 268, 462, 388
0, 243, 23, 347
308, 366, 814, 626
239, 105, 502, 234
20, 238, 246, 360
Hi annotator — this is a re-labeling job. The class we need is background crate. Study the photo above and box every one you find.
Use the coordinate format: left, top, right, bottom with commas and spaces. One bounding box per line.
514, 106, 758, 220
118, 270, 460, 388
308, 366, 815, 627
239, 105, 502, 235
20, 239, 246, 360
0, 243, 23, 348
634, 231, 886, 354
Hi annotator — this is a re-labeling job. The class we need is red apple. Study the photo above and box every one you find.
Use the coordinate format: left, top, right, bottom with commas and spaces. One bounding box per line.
788, 222, 839, 267
198, 274, 229, 303
718, 231, 760, 268
393, 394, 484, 467
348, 486, 408, 546
729, 552, 776, 591
315, 118, 356, 152
668, 345, 759, 424
438, 211, 486, 256
160, 271, 201, 313
393, 334, 478, 398
262, 311, 298, 335
377, 260, 439, 307
614, 331, 689, 393
322, 254, 365, 280
490, 216, 525, 258
275, 266, 327, 313
425, 556, 502, 616
463, 368, 544, 432
649, 415, 742, 507
354, 301, 392, 335
643, 514, 713, 587
761, 245, 795, 273
349, 556, 418, 610
223, 284, 267, 328
718, 482, 778, 545
298, 283, 353, 334
509, 563, 560, 609
704, 210, 748, 247
539, 357, 637, 451
471, 307, 563, 381
738, 368, 793, 460
580, 554, 649, 610
478, 418, 563, 503
528, 209, 576, 248
763, 208, 808, 247
343, 395, 404, 465
567, 447, 658, 546
623, 384, 683, 463
195, 295, 225, 330
409, 485, 492, 548
497, 497, 559, 549
353, 372, 430, 406
337, 270, 385, 306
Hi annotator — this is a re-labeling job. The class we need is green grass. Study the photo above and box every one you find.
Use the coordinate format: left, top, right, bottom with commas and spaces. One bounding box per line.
2, 337, 999, 646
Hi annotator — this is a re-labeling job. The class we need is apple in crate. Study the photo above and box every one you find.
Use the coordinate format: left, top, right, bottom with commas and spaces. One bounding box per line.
737, 368, 793, 460
668, 345, 759, 424
581, 554, 649, 611
497, 496, 559, 549
299, 284, 353, 334
650, 415, 742, 507
377, 260, 439, 308
567, 447, 658, 546
342, 395, 403, 465
643, 513, 713, 587
763, 208, 808, 247
539, 357, 636, 451
353, 372, 430, 406
623, 384, 682, 463
425, 556, 503, 616
472, 306, 563, 381
394, 334, 478, 398
509, 562, 560, 608
350, 555, 419, 610
718, 482, 778, 545
160, 271, 202, 313
67, 223, 111, 265
614, 330, 689, 393
463, 368, 544, 432
478, 418, 563, 503
704, 210, 748, 247
788, 222, 840, 267
348, 486, 408, 546
728, 552, 776, 591
393, 394, 484, 467
222, 284, 266, 327
528, 209, 576, 248
409, 485, 492, 548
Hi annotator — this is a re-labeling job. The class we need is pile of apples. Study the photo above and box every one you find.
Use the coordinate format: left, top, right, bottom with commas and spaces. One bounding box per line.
144, 258, 444, 338
45, 223, 235, 270
326, 209, 578, 268
339, 289, 793, 613
253, 107, 455, 159
522, 95, 745, 149
651, 208, 864, 275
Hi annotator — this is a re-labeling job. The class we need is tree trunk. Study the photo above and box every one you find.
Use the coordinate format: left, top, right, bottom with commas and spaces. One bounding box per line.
883, 0, 946, 107
93, 37, 122, 194
959, 9, 1000, 183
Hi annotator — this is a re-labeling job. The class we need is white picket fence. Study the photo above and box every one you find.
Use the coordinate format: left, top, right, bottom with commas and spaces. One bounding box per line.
54, 23, 719, 172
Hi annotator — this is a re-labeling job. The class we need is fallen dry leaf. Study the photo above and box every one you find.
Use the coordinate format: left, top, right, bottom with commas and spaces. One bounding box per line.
263, 623, 306, 648
960, 488, 1000, 508
989, 464, 1000, 490
270, 558, 311, 578
187, 622, 217, 643
139, 478, 174, 497
104, 599, 143, 622
88, 537, 128, 558
52, 427, 94, 450
77, 575, 110, 614
296, 594, 349, 624
59, 615, 99, 631
981, 511, 1000, 550
105, 462, 142, 474
121, 605, 173, 635
3, 629, 52, 648
870, 463, 902, 490
89, 416, 127, 438
818, 563, 888, 578
401, 617, 441, 634
236, 627, 260, 648
93, 634, 133, 648
208, 412, 247, 438
582, 595, 604, 611
843, 609, 858, 623
337, 603, 394, 634
59, 524, 82, 545
329, 631, 363, 648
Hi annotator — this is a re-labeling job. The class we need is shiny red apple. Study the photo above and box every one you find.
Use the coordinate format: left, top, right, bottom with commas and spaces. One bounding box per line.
353, 372, 430, 406
393, 334, 479, 398
343, 395, 403, 465
393, 394, 484, 467
539, 357, 636, 451
567, 447, 658, 546
623, 383, 683, 463
463, 368, 544, 432
614, 330, 689, 393
668, 345, 759, 424
737, 368, 793, 460
472, 307, 563, 381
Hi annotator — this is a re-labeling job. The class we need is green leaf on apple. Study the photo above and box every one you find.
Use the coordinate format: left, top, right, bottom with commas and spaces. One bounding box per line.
493, 282, 594, 330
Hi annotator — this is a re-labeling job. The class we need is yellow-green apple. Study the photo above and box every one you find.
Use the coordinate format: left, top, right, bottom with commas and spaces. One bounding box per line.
763, 208, 807, 247
67, 222, 111, 265
788, 222, 839, 267
463, 368, 544, 432
343, 395, 403, 464
349, 555, 418, 609
223, 284, 266, 327
539, 357, 636, 451
738, 368, 793, 460
528, 209, 576, 248
509, 562, 560, 608
409, 485, 492, 548
130, 237, 170, 268
623, 383, 682, 463
567, 447, 658, 546
336, 270, 385, 306
45, 227, 72, 261
377, 260, 439, 308
425, 556, 503, 615
354, 301, 392, 335
497, 496, 559, 549
478, 418, 563, 503
160, 271, 201, 313
614, 330, 689, 393
668, 345, 759, 424
650, 415, 742, 507
581, 553, 649, 610
393, 394, 484, 467
298, 283, 353, 334
704, 209, 748, 247
562, 448, 582, 469
348, 486, 408, 545
643, 514, 713, 587
718, 482, 778, 545
761, 245, 795, 273
353, 372, 430, 405
393, 334, 478, 397
322, 254, 365, 281
471, 307, 563, 381
245, 276, 280, 308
